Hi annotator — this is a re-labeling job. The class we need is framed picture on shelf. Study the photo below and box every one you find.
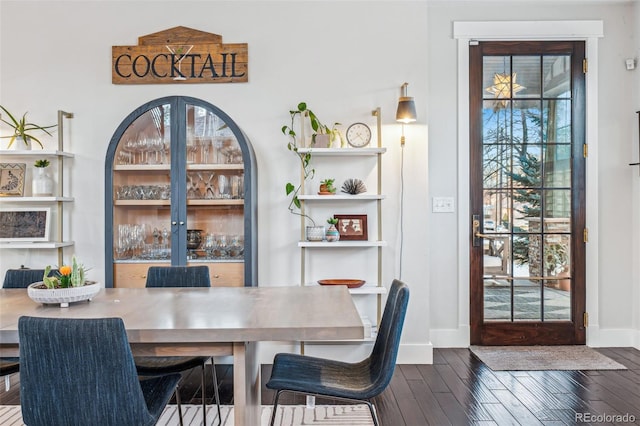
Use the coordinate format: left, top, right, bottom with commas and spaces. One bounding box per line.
334, 214, 368, 241
0, 207, 51, 242
0, 163, 26, 196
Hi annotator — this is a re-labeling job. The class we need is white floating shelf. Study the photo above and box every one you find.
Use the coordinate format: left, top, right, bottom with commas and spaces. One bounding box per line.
0, 196, 74, 202
297, 147, 386, 156
298, 194, 385, 201
0, 150, 74, 158
0, 241, 74, 249
298, 241, 386, 248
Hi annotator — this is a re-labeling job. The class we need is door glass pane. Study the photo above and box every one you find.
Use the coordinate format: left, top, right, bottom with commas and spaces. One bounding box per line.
185, 103, 245, 263
512, 100, 543, 144
514, 284, 541, 321
482, 53, 574, 324
112, 104, 172, 262
483, 101, 511, 144
543, 100, 571, 143
512, 56, 540, 98
543, 56, 571, 98
484, 280, 511, 321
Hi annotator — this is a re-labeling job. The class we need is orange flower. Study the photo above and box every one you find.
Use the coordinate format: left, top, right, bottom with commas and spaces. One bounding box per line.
59, 265, 72, 276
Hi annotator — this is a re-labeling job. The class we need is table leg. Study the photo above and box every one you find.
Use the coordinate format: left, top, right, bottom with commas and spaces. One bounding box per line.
233, 341, 260, 426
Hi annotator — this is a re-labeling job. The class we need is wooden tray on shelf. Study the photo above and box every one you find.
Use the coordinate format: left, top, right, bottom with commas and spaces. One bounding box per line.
318, 279, 365, 289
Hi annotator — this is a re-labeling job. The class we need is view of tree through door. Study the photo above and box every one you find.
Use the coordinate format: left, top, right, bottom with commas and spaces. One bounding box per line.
470, 41, 586, 345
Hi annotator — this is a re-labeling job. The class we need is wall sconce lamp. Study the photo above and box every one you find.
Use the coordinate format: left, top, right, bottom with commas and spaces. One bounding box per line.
396, 82, 417, 146
395, 82, 417, 280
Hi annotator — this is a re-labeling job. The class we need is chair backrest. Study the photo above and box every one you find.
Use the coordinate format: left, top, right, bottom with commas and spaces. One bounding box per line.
2, 268, 57, 288
367, 279, 410, 397
145, 265, 211, 288
19, 316, 156, 426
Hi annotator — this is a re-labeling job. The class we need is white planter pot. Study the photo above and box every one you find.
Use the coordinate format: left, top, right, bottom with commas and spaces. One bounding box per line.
306, 225, 325, 242
32, 167, 54, 196
27, 281, 101, 308
6, 135, 31, 150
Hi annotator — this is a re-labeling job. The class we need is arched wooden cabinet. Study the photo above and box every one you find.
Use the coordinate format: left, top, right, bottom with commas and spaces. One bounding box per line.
105, 96, 257, 288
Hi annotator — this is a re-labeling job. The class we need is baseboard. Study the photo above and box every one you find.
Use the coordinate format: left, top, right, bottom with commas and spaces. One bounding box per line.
587, 325, 637, 347
397, 342, 433, 364
429, 325, 470, 348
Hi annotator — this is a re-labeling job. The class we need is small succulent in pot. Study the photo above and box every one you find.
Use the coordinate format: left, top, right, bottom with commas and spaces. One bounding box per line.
34, 159, 50, 168
327, 217, 339, 226
42, 256, 90, 289
319, 178, 336, 194
0, 105, 57, 149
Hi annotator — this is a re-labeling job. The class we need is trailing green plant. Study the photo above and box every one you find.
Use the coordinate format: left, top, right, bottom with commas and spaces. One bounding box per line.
34, 159, 50, 168
282, 102, 328, 225
0, 105, 56, 149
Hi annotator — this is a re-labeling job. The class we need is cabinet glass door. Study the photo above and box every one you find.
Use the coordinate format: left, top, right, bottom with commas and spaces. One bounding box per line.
106, 96, 256, 288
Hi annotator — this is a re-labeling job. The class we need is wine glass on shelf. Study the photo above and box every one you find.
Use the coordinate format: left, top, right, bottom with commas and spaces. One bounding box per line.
187, 173, 201, 199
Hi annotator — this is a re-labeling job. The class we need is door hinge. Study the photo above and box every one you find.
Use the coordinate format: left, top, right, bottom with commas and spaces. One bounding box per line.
584, 228, 589, 243
583, 312, 589, 327
583, 144, 588, 158
583, 59, 588, 73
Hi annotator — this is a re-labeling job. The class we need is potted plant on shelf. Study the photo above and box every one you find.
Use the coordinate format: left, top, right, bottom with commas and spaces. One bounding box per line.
32, 159, 54, 196
282, 102, 324, 240
319, 178, 337, 195
27, 256, 100, 308
0, 105, 57, 150
325, 217, 340, 242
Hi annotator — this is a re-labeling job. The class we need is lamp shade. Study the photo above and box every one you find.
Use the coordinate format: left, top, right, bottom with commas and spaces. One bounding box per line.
396, 97, 417, 124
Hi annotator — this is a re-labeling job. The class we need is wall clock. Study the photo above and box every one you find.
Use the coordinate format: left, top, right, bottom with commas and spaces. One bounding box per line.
346, 122, 372, 148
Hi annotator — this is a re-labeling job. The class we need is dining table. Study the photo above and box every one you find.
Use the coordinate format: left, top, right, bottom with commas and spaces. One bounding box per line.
0, 285, 364, 426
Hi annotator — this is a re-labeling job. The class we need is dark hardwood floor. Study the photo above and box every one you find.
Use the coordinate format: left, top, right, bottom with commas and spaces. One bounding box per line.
2, 347, 639, 425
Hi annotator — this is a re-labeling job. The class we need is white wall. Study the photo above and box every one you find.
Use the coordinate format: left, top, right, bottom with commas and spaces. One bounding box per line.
0, 1, 431, 363
1, 0, 638, 363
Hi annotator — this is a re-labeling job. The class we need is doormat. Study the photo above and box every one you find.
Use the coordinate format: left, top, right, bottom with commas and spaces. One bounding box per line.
470, 345, 627, 371
0, 404, 375, 426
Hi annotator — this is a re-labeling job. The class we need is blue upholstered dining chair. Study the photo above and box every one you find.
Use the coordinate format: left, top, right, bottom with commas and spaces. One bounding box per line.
2, 268, 55, 288
266, 279, 410, 426
1, 268, 58, 391
134, 265, 221, 426
18, 316, 181, 426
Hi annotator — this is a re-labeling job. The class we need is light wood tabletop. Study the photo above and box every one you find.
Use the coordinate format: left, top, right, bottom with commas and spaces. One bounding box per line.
0, 285, 364, 426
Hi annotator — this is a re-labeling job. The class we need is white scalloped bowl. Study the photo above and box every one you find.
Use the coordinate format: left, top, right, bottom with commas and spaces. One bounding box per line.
27, 281, 101, 307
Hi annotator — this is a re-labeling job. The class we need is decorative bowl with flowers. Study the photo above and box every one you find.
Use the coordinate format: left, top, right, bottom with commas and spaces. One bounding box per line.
27, 256, 100, 307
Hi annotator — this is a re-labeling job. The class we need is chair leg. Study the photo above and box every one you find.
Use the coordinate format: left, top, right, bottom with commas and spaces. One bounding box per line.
269, 389, 284, 426
175, 386, 184, 426
365, 400, 380, 426
210, 359, 222, 426
201, 364, 207, 426
4, 375, 10, 392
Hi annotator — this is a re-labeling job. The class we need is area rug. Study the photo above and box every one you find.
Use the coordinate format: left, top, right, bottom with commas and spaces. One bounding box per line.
0, 404, 375, 426
470, 345, 628, 371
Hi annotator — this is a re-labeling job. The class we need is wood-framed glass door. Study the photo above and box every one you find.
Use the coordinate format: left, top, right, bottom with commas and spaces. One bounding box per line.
470, 41, 586, 345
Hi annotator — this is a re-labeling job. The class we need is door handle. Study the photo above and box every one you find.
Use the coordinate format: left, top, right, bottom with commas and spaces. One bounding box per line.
472, 214, 494, 246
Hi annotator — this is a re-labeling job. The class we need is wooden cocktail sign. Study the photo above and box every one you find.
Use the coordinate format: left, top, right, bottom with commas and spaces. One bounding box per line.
112, 26, 248, 84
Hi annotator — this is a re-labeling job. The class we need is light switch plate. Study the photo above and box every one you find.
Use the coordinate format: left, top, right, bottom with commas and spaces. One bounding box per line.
432, 196, 455, 213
